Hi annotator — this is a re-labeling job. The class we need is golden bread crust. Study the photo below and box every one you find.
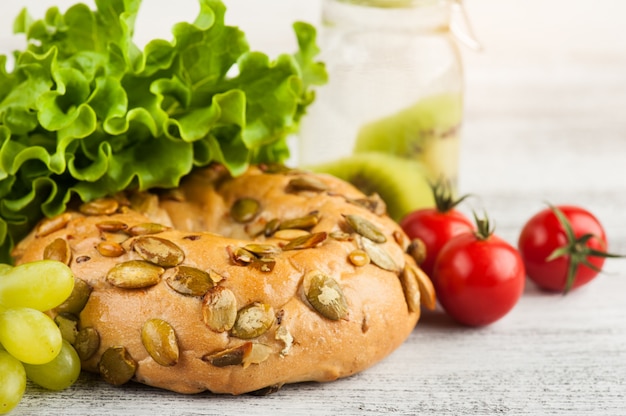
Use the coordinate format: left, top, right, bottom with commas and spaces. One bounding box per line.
13, 165, 430, 394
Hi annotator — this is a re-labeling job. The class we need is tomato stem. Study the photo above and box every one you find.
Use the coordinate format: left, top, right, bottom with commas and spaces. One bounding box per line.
546, 204, 623, 293
472, 211, 495, 241
431, 179, 472, 213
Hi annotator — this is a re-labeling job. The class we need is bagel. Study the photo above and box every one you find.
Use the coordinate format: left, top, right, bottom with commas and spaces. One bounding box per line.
12, 164, 434, 395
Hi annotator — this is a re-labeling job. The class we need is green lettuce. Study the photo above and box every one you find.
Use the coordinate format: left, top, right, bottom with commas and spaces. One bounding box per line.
0, 0, 327, 262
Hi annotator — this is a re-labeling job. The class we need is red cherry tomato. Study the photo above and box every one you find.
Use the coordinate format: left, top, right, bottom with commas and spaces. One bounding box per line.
400, 183, 474, 277
401, 209, 474, 277
432, 216, 525, 327
518, 205, 615, 292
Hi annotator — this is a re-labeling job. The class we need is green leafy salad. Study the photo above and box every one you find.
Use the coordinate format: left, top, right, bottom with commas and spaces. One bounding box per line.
0, 0, 327, 262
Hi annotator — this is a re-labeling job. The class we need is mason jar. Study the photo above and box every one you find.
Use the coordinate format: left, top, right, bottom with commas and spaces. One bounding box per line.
298, 0, 477, 216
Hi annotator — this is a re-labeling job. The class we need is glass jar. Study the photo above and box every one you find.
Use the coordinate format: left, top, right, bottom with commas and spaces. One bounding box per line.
297, 0, 477, 217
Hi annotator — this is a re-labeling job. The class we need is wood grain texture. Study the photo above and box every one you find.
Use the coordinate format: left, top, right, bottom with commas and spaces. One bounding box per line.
5, 0, 626, 414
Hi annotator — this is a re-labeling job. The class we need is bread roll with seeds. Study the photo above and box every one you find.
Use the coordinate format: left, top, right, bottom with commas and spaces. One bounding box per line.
12, 164, 435, 395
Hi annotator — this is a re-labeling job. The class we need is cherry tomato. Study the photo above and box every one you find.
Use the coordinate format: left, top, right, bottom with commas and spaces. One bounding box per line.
400, 183, 474, 277
432, 215, 525, 326
518, 205, 616, 292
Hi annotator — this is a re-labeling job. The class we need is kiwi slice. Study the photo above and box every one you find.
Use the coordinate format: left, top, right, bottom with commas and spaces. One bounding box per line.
353, 93, 463, 183
309, 152, 434, 222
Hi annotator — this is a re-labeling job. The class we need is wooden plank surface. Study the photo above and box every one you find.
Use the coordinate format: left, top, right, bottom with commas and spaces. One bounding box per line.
3, 0, 626, 414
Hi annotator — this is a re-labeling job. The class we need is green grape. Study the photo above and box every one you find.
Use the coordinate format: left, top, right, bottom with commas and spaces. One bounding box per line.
0, 350, 27, 415
0, 307, 62, 364
24, 340, 81, 391
0, 264, 12, 276
0, 260, 74, 311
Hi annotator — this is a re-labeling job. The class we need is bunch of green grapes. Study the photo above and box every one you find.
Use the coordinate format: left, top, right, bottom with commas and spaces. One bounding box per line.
0, 261, 81, 414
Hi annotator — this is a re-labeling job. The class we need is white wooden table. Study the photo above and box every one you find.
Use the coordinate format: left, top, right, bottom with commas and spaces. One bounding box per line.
3, 0, 626, 414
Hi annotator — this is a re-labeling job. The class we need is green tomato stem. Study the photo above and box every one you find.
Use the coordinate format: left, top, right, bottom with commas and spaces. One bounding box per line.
546, 204, 623, 294
472, 211, 495, 241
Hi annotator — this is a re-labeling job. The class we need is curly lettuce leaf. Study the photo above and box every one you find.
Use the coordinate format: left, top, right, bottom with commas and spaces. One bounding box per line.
0, 0, 327, 262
